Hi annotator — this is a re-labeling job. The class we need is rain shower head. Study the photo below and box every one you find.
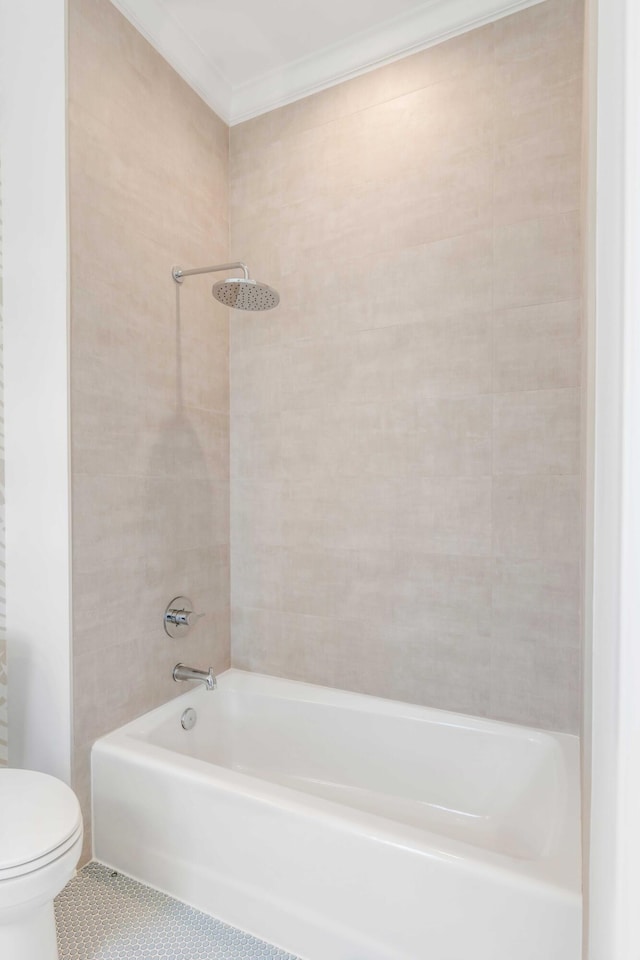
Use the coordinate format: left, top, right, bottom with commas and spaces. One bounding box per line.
172, 261, 279, 312
212, 277, 279, 311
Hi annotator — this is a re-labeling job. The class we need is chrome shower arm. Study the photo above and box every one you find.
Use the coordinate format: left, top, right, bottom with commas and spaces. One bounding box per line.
172, 261, 250, 283
170, 258, 279, 311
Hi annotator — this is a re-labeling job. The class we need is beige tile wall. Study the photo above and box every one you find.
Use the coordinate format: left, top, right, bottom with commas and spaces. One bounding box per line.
230, 0, 583, 732
68, 0, 230, 854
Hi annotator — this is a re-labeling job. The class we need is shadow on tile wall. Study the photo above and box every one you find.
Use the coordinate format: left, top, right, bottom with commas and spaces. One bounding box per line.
68, 0, 230, 858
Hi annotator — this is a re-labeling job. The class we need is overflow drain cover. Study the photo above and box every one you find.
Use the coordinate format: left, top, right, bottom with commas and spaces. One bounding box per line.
181, 708, 197, 731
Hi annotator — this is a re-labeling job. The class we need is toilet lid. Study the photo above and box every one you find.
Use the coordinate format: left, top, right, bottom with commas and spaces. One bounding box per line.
0, 770, 82, 871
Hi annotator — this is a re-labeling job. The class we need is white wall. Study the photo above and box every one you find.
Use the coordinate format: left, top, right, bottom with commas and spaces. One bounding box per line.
0, 0, 72, 781
0, 159, 6, 767
585, 0, 640, 957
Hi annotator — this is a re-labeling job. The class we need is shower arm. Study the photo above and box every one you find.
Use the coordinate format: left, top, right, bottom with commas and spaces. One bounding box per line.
172, 262, 250, 284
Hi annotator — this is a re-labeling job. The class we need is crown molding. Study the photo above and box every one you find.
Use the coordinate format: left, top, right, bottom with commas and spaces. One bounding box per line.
230, 0, 545, 124
109, 0, 546, 127
108, 0, 233, 121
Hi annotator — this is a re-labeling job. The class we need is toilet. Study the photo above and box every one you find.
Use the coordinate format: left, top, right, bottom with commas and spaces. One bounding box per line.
0, 770, 83, 960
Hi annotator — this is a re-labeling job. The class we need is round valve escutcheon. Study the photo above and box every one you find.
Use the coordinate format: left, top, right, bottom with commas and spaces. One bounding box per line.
164, 596, 205, 639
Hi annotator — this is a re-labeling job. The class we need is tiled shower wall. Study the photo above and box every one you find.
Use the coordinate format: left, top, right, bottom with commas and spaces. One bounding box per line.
230, 0, 583, 732
68, 0, 230, 849
67, 0, 583, 848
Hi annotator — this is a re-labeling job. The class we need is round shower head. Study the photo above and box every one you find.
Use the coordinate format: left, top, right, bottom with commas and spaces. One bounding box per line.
212, 277, 280, 311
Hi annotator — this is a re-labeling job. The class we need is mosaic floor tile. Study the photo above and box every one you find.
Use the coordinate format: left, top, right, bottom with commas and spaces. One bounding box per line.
56, 861, 300, 960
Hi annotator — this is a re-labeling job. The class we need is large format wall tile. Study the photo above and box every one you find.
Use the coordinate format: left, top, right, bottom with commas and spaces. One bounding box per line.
493, 475, 580, 561
230, 0, 583, 733
493, 389, 580, 476
493, 300, 581, 393
493, 212, 581, 309
69, 0, 230, 859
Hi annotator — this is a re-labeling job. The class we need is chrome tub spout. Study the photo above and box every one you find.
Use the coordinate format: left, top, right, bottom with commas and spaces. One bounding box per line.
173, 663, 217, 691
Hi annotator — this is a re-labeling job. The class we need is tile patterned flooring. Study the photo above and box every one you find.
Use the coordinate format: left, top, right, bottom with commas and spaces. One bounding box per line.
56, 862, 300, 960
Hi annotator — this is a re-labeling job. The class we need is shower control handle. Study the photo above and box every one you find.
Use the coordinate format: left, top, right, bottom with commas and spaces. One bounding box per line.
164, 597, 204, 638
168, 610, 204, 627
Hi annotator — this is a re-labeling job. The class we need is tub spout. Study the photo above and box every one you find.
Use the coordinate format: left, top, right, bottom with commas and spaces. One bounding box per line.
173, 663, 217, 691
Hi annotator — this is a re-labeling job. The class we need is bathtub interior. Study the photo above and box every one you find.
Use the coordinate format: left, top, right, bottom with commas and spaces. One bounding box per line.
136, 671, 570, 862
93, 670, 581, 960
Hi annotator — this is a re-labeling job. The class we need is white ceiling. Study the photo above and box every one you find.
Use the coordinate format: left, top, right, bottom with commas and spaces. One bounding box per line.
110, 0, 545, 125
169, 0, 425, 88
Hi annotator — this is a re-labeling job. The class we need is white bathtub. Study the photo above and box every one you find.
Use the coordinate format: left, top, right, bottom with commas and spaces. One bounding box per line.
92, 669, 581, 960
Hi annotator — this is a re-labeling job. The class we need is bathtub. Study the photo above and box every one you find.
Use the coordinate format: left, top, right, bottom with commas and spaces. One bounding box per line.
92, 669, 581, 960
